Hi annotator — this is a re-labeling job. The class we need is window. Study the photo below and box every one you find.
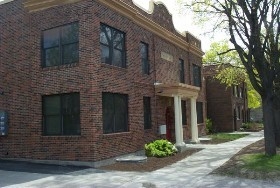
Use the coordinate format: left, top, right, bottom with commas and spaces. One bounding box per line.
233, 85, 238, 97
193, 64, 201, 87
43, 22, 79, 67
100, 24, 126, 68
179, 59, 185, 83
181, 100, 187, 125
143, 97, 151, 129
237, 106, 241, 119
102, 92, 128, 134
42, 93, 80, 135
140, 42, 149, 74
239, 87, 243, 98
196, 102, 203, 124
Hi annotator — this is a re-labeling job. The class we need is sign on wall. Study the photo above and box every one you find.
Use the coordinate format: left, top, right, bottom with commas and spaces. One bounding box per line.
161, 51, 173, 62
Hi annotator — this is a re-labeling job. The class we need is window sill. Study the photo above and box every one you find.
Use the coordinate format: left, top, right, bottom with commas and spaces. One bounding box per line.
144, 128, 152, 131
41, 135, 82, 139
101, 63, 127, 71
41, 63, 79, 71
102, 131, 131, 137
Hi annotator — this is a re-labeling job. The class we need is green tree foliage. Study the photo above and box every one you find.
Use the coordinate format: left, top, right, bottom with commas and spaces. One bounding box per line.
183, 0, 280, 155
203, 41, 261, 109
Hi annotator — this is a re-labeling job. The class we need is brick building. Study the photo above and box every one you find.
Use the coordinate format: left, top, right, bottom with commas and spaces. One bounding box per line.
204, 65, 249, 132
0, 0, 206, 166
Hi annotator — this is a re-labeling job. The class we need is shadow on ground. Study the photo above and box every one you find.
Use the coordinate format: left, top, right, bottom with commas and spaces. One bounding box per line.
0, 159, 89, 174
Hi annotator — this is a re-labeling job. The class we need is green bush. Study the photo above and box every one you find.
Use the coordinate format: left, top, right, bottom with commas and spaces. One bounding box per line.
206, 118, 213, 134
144, 139, 177, 158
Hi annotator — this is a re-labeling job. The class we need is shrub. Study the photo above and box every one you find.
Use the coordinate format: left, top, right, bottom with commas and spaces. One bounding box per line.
144, 139, 177, 158
206, 118, 213, 134
241, 122, 264, 131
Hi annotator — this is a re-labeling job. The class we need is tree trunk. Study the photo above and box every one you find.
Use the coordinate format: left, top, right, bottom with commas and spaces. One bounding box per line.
262, 94, 277, 155
274, 108, 280, 147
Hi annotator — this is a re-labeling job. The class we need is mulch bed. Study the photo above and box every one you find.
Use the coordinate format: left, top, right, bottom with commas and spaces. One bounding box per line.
99, 148, 202, 172
211, 139, 280, 181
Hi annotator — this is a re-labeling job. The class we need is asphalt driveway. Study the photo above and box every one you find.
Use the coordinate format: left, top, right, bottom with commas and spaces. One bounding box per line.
0, 160, 89, 187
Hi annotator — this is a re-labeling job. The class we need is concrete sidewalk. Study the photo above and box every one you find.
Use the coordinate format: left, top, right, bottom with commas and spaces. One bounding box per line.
3, 131, 280, 188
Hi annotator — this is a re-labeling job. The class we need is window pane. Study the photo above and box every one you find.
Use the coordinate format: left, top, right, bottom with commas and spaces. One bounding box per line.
115, 112, 127, 132
103, 112, 114, 134
114, 94, 127, 114
113, 32, 124, 50
141, 42, 149, 74
181, 100, 187, 125
179, 59, 185, 83
196, 102, 203, 124
43, 28, 59, 48
61, 23, 79, 44
193, 64, 201, 87
63, 114, 80, 135
61, 93, 80, 135
143, 97, 151, 129
44, 96, 60, 115
100, 24, 125, 68
62, 93, 80, 114
63, 43, 79, 64
45, 115, 61, 135
112, 49, 123, 67
43, 23, 79, 67
100, 31, 108, 45
114, 94, 128, 132
45, 47, 60, 67
101, 44, 110, 64
102, 93, 114, 133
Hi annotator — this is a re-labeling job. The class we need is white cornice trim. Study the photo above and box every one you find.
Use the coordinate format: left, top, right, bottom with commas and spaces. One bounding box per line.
23, 0, 204, 57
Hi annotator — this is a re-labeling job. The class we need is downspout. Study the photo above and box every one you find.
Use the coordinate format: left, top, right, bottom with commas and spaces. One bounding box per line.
152, 36, 158, 138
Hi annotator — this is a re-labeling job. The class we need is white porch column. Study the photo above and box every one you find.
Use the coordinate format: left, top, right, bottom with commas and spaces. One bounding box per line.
191, 97, 200, 143
174, 95, 185, 146
178, 95, 184, 142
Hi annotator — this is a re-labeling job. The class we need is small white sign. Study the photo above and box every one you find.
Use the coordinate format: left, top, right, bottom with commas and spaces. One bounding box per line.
161, 51, 173, 62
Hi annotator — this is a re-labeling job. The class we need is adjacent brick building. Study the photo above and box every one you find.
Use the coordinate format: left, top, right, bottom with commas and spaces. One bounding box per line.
0, 0, 206, 166
204, 65, 249, 132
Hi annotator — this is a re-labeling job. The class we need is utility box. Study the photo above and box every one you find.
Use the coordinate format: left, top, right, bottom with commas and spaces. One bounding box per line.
159, 125, 166, 135
0, 110, 8, 136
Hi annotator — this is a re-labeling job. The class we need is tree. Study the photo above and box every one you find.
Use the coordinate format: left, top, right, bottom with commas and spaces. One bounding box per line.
184, 0, 280, 155
203, 41, 261, 109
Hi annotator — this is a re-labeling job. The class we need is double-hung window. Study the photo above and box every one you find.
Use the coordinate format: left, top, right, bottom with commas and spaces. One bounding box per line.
102, 92, 128, 134
179, 59, 185, 83
42, 22, 79, 67
181, 100, 187, 125
42, 93, 80, 135
196, 102, 204, 124
193, 64, 201, 87
100, 24, 126, 68
140, 42, 149, 74
143, 97, 151, 129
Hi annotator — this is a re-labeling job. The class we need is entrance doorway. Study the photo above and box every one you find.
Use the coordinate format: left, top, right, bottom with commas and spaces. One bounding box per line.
234, 108, 237, 131
165, 106, 175, 142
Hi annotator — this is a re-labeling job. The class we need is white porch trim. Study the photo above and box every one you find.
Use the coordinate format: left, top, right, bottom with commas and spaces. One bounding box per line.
155, 83, 200, 144
191, 97, 200, 143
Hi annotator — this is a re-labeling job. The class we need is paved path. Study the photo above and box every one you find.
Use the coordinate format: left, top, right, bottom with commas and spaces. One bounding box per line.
2, 131, 280, 188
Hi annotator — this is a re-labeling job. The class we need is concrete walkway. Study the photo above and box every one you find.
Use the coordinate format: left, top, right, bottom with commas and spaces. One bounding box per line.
3, 131, 280, 188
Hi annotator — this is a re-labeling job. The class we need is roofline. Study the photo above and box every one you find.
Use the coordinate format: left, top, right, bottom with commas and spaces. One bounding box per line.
23, 0, 204, 57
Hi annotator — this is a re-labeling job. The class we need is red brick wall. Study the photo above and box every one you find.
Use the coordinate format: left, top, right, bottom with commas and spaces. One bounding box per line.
0, 0, 205, 162
204, 65, 248, 132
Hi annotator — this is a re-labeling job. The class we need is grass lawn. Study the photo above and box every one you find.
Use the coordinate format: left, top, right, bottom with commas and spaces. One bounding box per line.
241, 154, 280, 172
209, 133, 249, 143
